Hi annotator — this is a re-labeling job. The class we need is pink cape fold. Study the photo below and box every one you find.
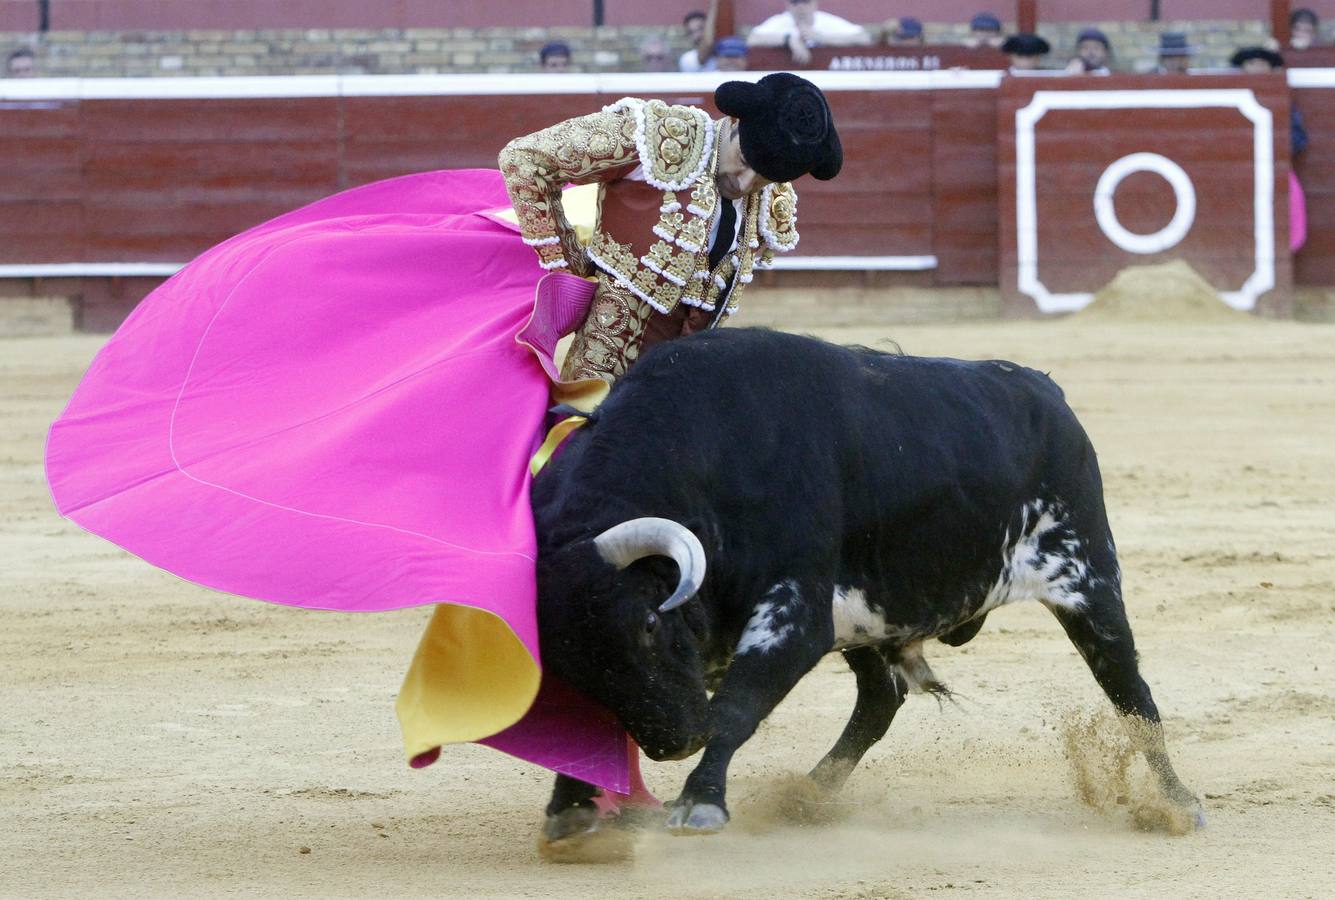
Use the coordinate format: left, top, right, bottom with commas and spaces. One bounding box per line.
45, 168, 629, 792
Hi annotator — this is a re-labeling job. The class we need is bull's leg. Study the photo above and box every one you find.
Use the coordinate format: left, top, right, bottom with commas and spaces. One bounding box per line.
1046, 586, 1205, 831
667, 579, 831, 835
808, 646, 909, 792
538, 773, 638, 863
541, 773, 600, 844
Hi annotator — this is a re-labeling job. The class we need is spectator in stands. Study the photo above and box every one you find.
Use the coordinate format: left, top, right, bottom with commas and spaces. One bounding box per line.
679, 10, 712, 71
964, 12, 1005, 49
1064, 27, 1111, 74
1289, 8, 1319, 50
1231, 46, 1285, 74
1155, 32, 1195, 74
747, 0, 872, 67
539, 41, 572, 72
1231, 46, 1308, 252
885, 17, 925, 47
1229, 47, 1307, 156
1002, 33, 1050, 71
640, 35, 674, 72
714, 36, 749, 71
5, 46, 35, 78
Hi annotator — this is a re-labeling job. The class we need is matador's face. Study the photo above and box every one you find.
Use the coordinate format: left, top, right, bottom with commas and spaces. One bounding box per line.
715, 119, 772, 200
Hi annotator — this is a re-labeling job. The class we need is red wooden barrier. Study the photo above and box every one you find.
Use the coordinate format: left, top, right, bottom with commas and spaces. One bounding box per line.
998, 74, 1293, 316
2, 71, 1332, 329
1293, 73, 1335, 283
0, 78, 999, 274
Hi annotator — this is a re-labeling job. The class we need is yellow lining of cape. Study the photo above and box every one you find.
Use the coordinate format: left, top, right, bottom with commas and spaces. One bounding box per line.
396, 413, 593, 761
397, 365, 599, 763
396, 603, 541, 760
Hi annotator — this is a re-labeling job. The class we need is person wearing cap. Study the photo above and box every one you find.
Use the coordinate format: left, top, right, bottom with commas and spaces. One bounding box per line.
5, 46, 35, 77
499, 73, 842, 383
539, 41, 572, 72
1156, 32, 1195, 74
1065, 27, 1111, 74
1231, 45, 1309, 253
1002, 33, 1050, 71
746, 1, 871, 67
714, 36, 749, 71
1231, 46, 1285, 73
965, 12, 1005, 49
885, 17, 925, 47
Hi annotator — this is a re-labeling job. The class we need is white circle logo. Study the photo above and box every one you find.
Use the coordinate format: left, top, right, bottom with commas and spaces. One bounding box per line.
1092, 152, 1197, 255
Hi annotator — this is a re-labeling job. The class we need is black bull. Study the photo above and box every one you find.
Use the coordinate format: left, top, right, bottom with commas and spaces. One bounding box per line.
531, 328, 1202, 844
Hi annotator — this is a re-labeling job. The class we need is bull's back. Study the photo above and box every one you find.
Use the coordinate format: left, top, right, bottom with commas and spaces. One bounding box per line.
618, 328, 1084, 489
628, 329, 1091, 516
559, 329, 1100, 588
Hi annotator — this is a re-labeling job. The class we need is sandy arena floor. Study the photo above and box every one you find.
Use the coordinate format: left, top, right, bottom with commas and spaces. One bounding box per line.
2, 309, 1334, 898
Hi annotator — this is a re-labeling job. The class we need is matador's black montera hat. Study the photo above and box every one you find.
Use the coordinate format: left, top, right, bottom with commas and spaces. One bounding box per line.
714, 73, 843, 183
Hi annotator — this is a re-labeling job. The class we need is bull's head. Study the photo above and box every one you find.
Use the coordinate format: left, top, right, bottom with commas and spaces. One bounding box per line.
536, 517, 711, 761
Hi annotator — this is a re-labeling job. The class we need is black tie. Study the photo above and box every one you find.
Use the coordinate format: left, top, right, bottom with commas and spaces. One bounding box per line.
708, 199, 737, 271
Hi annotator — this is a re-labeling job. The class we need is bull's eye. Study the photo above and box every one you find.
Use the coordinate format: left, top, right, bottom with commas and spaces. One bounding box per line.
644, 611, 660, 635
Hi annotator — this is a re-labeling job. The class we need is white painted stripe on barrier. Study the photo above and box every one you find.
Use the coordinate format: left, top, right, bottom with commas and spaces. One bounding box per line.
1288, 68, 1335, 88
4, 68, 1334, 102
0, 69, 1004, 102
1014, 88, 1274, 313
768, 255, 937, 270
0, 263, 185, 277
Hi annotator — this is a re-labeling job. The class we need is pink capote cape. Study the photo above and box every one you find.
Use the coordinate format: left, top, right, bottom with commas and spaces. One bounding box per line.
45, 169, 630, 792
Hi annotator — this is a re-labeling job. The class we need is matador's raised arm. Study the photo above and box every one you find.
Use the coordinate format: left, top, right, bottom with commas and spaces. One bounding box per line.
498, 107, 640, 275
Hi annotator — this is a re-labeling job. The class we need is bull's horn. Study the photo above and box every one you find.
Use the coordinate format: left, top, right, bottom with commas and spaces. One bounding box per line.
592, 517, 706, 612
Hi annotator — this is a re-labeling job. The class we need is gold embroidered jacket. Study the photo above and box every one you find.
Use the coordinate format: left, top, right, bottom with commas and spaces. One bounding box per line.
498, 97, 799, 317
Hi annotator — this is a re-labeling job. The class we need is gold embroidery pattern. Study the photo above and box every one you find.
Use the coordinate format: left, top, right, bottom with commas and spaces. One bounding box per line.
587, 233, 684, 314
502, 105, 799, 322
640, 100, 712, 189
559, 278, 656, 383
759, 182, 800, 252
499, 109, 639, 270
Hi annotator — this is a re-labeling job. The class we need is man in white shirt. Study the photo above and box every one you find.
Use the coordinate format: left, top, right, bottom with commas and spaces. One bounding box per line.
746, 0, 871, 66
678, 10, 713, 72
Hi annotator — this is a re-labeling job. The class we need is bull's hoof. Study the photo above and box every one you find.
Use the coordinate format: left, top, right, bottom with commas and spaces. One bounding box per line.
537, 808, 634, 864
665, 800, 729, 835
1177, 788, 1208, 831
1172, 797, 1208, 833
1163, 786, 1207, 834
1129, 794, 1207, 836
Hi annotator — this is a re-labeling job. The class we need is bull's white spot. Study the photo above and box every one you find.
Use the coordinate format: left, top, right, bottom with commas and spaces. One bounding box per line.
737, 583, 798, 654
981, 500, 1089, 613
831, 586, 911, 649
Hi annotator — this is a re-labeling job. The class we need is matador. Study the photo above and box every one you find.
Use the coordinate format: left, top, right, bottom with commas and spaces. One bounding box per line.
499, 72, 843, 386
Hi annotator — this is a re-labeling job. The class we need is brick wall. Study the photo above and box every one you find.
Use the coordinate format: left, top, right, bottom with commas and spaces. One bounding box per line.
3, 19, 1328, 77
